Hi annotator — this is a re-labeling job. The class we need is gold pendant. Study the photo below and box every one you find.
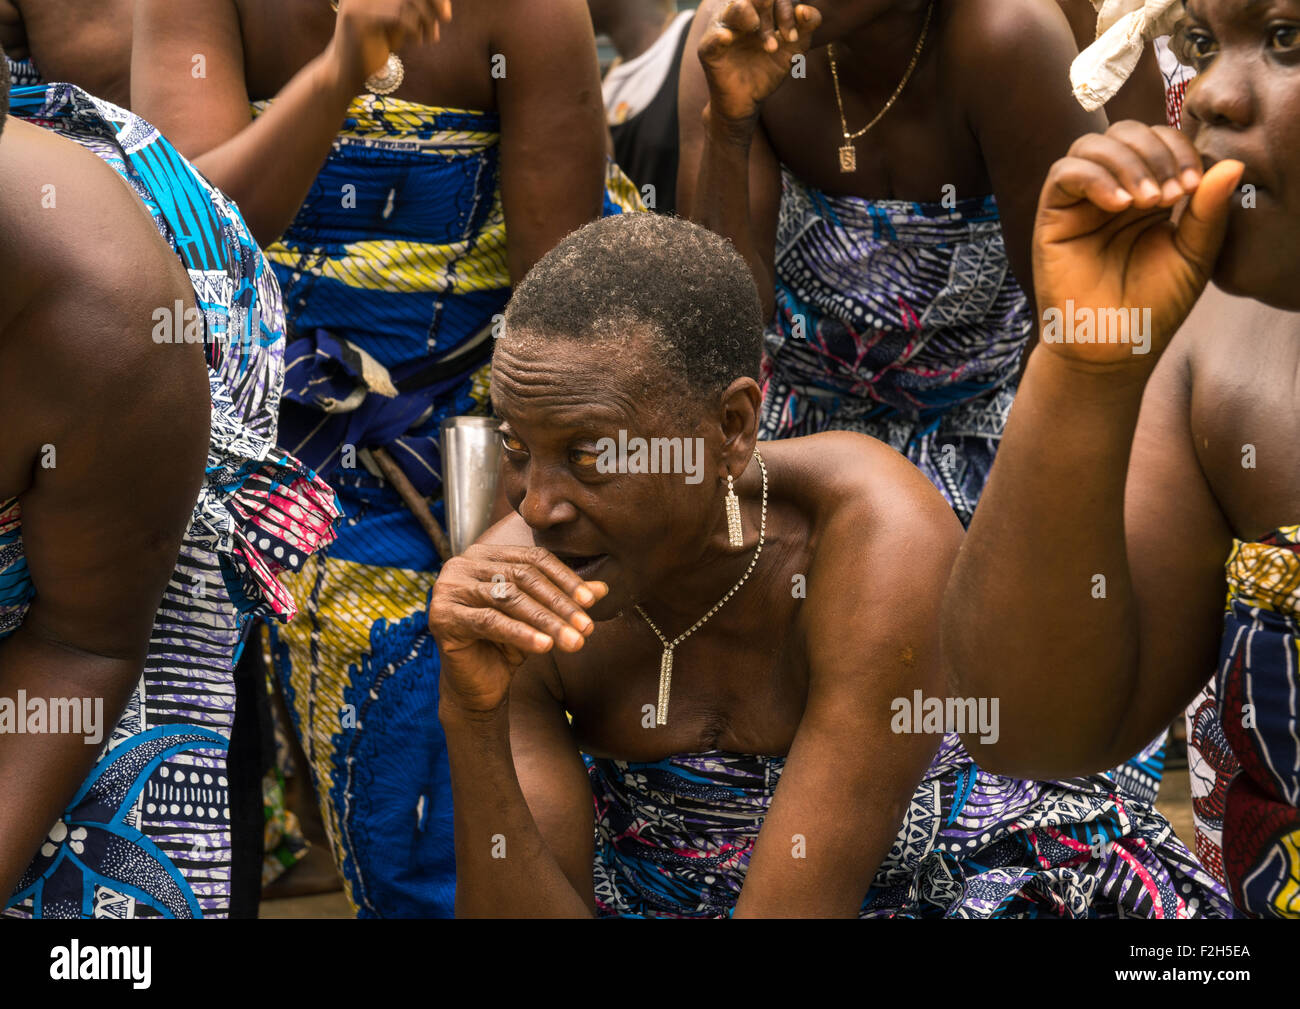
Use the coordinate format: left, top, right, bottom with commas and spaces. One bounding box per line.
839, 143, 857, 173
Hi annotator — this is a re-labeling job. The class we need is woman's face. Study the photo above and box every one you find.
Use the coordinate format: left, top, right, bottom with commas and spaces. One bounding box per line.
1183, 0, 1300, 309
489, 334, 735, 621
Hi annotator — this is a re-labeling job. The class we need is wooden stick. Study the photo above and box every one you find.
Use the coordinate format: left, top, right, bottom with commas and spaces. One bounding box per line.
370, 447, 454, 563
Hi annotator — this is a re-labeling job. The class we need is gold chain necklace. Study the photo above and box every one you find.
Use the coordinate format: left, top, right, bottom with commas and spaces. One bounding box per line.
828, 0, 935, 173
328, 0, 406, 95
634, 450, 768, 727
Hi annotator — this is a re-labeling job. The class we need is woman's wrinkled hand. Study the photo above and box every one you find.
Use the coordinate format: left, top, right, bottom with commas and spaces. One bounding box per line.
428, 545, 608, 715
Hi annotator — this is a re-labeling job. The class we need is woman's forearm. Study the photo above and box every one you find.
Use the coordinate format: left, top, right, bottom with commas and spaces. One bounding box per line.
943, 348, 1154, 775
187, 51, 356, 248
691, 107, 775, 319
439, 698, 591, 918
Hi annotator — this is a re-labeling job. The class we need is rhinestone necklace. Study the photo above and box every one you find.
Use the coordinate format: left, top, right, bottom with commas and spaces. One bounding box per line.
635, 450, 768, 727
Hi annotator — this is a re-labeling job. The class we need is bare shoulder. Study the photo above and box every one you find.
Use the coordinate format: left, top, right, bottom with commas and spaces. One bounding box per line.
764, 432, 963, 553
0, 119, 201, 416
943, 0, 1073, 53
489, 0, 594, 44
940, 0, 1078, 96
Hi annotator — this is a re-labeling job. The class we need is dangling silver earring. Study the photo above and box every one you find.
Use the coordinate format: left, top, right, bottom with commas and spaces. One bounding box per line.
726, 473, 744, 548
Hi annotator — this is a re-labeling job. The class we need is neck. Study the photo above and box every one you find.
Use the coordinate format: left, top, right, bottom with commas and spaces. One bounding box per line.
633, 455, 769, 632
601, 2, 676, 64
831, 0, 934, 92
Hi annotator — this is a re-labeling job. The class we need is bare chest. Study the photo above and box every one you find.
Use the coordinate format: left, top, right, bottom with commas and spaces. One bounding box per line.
1191, 324, 1300, 541
760, 55, 986, 202
236, 0, 497, 111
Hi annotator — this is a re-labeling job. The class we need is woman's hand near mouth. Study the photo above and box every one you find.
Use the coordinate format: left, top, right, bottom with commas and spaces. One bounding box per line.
429, 544, 608, 715
1033, 120, 1244, 371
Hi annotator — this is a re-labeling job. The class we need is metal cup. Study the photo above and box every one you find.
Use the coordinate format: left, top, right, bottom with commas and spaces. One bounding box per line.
440, 416, 504, 556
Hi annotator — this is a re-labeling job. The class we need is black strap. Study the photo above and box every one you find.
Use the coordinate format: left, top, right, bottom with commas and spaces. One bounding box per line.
393, 327, 496, 394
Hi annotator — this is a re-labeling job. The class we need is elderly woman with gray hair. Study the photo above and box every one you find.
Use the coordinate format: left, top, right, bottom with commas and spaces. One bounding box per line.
428, 212, 1226, 918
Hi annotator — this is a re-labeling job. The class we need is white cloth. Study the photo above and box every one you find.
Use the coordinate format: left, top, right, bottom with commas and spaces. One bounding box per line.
602, 10, 695, 125
1069, 0, 1186, 111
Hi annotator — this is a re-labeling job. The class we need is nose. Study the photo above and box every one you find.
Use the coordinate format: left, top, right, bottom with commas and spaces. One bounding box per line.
514, 462, 579, 531
1185, 52, 1256, 131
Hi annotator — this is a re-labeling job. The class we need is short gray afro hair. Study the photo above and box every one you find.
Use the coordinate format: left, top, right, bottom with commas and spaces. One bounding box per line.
501, 213, 764, 398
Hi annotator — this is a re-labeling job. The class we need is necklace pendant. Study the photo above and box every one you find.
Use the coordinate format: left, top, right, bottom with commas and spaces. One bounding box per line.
365, 53, 405, 96
657, 646, 673, 726
838, 143, 857, 173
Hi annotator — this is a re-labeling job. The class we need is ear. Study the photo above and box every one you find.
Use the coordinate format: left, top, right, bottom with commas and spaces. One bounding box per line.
718, 378, 762, 477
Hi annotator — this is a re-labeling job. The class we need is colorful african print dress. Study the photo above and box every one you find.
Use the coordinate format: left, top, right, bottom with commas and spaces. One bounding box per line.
588, 736, 1230, 918
757, 169, 1167, 804
256, 94, 643, 917
1, 84, 339, 918
758, 170, 1031, 528
1184, 527, 1300, 917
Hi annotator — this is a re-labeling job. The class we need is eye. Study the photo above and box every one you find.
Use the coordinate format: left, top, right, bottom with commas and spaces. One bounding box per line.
569, 447, 601, 468
501, 430, 527, 454
1172, 25, 1218, 68
1270, 24, 1300, 52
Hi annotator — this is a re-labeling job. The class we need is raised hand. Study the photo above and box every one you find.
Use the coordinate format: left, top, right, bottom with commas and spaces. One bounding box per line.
1032, 120, 1244, 367
327, 0, 453, 93
699, 0, 821, 125
428, 545, 608, 714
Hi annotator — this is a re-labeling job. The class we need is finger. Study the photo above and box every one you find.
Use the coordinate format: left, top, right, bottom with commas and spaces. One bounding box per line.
1068, 132, 1165, 208
1173, 159, 1244, 281
406, 1, 433, 45
794, 3, 822, 35
500, 563, 596, 633
719, 0, 761, 34
517, 548, 610, 608
1041, 155, 1136, 216
773, 0, 798, 43
1107, 121, 1187, 204
750, 0, 780, 51
1151, 125, 1204, 190
477, 579, 587, 652
462, 606, 555, 654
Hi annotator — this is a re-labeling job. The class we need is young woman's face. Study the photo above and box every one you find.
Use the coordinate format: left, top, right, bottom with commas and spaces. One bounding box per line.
1182, 0, 1300, 310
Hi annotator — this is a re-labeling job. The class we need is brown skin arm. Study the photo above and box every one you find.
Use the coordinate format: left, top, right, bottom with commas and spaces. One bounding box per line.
131, 0, 450, 247
0, 127, 209, 899
676, 1, 805, 320
941, 125, 1245, 778
735, 434, 963, 917
952, 0, 1106, 296
1056, 0, 1168, 128
131, 0, 349, 248
434, 516, 599, 918
943, 331, 1231, 778
492, 0, 609, 282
